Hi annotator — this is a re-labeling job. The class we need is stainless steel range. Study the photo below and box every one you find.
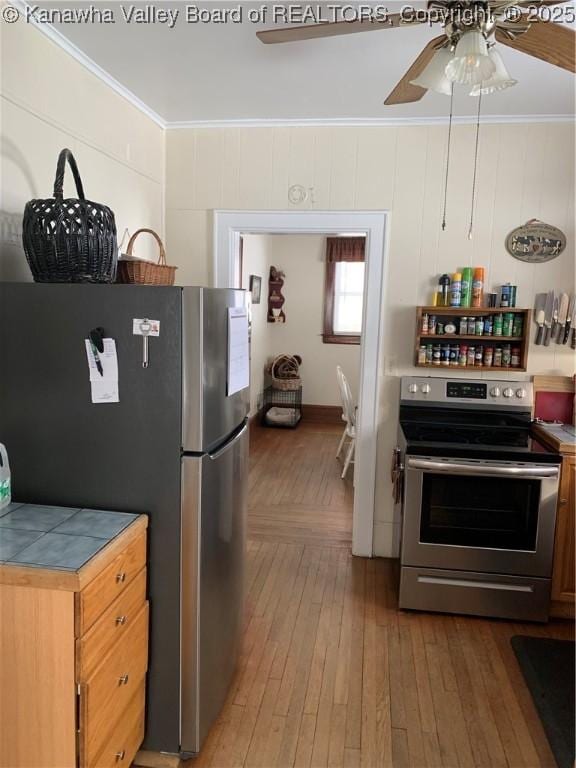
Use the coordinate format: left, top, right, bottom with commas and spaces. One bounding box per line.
394, 376, 562, 622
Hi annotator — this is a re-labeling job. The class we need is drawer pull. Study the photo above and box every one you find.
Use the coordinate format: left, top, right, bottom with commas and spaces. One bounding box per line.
118, 674, 129, 686
115, 615, 128, 626
116, 572, 127, 583
115, 750, 126, 761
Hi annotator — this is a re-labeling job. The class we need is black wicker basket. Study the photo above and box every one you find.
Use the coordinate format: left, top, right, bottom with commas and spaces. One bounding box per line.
23, 148, 117, 283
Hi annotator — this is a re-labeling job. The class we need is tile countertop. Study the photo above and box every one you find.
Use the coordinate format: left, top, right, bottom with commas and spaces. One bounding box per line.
0, 503, 141, 571
532, 423, 576, 455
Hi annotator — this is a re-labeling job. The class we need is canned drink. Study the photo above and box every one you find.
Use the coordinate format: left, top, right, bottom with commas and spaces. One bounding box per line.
512, 315, 523, 337
432, 344, 442, 365
511, 347, 521, 367
429, 315, 437, 335
483, 346, 494, 367
475, 318, 485, 335
484, 315, 493, 335
450, 345, 460, 366
475, 348, 483, 366
441, 345, 450, 366
494, 314, 503, 336
467, 346, 475, 366
500, 284, 511, 308
502, 312, 514, 336
494, 347, 503, 367
459, 345, 468, 366
487, 293, 498, 308
502, 344, 512, 367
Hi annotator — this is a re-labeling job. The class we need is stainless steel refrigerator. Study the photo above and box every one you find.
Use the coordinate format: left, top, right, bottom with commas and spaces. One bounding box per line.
0, 284, 249, 757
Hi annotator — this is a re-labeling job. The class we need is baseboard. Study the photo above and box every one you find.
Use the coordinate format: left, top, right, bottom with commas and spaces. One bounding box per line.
301, 404, 343, 424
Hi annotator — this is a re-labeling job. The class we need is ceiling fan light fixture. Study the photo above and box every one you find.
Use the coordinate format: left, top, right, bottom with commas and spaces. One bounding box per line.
469, 49, 517, 94
445, 30, 496, 85
410, 47, 454, 96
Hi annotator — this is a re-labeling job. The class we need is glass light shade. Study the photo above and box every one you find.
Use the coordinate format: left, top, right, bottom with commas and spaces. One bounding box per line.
469, 49, 517, 94
410, 47, 454, 96
445, 30, 496, 85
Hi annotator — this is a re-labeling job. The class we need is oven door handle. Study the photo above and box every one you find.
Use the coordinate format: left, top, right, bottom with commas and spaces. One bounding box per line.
406, 457, 559, 479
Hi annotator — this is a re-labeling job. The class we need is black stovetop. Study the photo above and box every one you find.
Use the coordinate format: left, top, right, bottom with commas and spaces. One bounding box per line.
399, 405, 562, 464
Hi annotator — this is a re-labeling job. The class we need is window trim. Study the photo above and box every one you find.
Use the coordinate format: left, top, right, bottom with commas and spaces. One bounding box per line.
323, 241, 365, 346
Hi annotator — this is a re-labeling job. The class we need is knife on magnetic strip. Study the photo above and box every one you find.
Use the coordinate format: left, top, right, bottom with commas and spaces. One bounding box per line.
556, 293, 569, 343
563, 294, 575, 344
534, 293, 547, 345
543, 291, 555, 346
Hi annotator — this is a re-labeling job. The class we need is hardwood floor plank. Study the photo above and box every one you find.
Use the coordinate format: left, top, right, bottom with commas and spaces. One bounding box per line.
190, 423, 575, 768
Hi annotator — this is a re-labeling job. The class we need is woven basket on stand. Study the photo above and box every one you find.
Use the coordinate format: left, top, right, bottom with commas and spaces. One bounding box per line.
116, 228, 176, 285
270, 354, 302, 391
23, 148, 117, 283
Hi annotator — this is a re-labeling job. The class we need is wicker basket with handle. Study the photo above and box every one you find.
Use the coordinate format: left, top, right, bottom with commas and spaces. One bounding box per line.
116, 228, 176, 285
270, 354, 302, 391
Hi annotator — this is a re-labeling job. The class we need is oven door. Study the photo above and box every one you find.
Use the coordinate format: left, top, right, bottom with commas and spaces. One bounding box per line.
401, 456, 560, 578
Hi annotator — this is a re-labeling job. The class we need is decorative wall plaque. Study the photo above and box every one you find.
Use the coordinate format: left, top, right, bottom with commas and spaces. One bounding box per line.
506, 219, 566, 263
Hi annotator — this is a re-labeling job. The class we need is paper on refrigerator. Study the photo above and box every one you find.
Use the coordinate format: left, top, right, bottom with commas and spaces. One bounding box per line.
227, 307, 249, 396
84, 338, 119, 403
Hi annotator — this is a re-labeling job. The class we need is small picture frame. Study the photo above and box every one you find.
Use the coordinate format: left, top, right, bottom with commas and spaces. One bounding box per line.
249, 275, 262, 304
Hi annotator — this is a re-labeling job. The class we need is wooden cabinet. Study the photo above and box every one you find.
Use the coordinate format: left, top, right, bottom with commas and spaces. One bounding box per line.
551, 455, 576, 618
0, 515, 148, 768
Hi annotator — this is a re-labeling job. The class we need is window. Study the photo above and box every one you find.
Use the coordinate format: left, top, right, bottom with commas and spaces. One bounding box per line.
323, 236, 365, 344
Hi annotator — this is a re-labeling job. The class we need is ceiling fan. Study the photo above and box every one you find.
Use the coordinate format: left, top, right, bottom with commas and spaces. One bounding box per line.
256, 1, 575, 104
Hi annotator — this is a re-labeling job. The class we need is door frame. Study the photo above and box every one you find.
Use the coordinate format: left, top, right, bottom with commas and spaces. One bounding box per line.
213, 210, 389, 557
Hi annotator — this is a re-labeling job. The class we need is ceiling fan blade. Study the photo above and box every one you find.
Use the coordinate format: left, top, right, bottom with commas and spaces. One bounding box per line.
384, 36, 446, 105
257, 13, 426, 44
496, 21, 575, 72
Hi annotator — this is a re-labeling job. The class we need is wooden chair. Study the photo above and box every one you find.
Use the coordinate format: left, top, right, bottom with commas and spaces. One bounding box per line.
336, 366, 356, 480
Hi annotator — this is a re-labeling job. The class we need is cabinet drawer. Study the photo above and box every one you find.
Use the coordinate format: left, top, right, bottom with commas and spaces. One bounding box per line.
77, 531, 146, 635
88, 683, 145, 768
79, 602, 148, 767
77, 568, 147, 680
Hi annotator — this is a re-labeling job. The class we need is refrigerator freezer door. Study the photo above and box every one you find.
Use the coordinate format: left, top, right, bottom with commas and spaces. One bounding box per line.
180, 422, 248, 754
182, 288, 249, 453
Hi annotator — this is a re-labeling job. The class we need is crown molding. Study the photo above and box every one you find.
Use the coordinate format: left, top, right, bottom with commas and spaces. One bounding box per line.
11, 3, 573, 132
11, 0, 166, 128
166, 115, 574, 129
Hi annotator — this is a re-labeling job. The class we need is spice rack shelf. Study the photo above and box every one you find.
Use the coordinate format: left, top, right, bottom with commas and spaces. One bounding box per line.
415, 306, 532, 372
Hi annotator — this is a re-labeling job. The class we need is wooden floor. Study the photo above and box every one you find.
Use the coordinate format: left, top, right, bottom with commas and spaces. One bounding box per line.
247, 423, 353, 548
177, 423, 575, 768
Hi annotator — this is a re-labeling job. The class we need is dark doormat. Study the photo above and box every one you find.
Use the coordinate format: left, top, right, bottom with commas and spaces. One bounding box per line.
511, 635, 575, 768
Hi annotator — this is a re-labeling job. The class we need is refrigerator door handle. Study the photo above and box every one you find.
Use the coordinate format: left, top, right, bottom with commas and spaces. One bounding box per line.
208, 423, 248, 461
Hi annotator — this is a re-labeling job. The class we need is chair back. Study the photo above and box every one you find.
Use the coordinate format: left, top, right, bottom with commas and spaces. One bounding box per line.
336, 366, 356, 427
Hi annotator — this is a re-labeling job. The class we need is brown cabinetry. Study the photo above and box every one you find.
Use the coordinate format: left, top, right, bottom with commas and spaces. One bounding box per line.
550, 455, 576, 618
0, 515, 148, 768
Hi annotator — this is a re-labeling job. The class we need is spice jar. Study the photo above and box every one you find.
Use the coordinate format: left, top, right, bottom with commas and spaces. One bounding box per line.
459, 317, 468, 335
483, 346, 494, 367
450, 345, 460, 366
433, 344, 442, 366
459, 345, 468, 367
502, 344, 512, 368
418, 345, 427, 365
494, 347, 503, 367
475, 348, 483, 366
511, 347, 521, 367
467, 346, 475, 366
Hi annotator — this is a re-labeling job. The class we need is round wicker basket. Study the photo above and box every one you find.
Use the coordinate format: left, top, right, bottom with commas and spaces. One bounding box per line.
270, 354, 302, 391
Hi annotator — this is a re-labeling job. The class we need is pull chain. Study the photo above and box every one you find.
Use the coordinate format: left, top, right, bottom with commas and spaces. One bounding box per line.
441, 82, 455, 231
468, 90, 483, 240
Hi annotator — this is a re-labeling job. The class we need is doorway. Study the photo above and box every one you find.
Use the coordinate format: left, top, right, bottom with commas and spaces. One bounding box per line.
214, 211, 389, 557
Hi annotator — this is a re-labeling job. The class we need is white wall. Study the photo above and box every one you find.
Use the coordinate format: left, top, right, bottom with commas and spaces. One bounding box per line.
166, 122, 575, 557
242, 233, 361, 411
0, 22, 165, 281
241, 234, 271, 415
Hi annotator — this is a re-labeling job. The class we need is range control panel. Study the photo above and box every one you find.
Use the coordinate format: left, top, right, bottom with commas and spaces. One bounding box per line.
401, 377, 533, 409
